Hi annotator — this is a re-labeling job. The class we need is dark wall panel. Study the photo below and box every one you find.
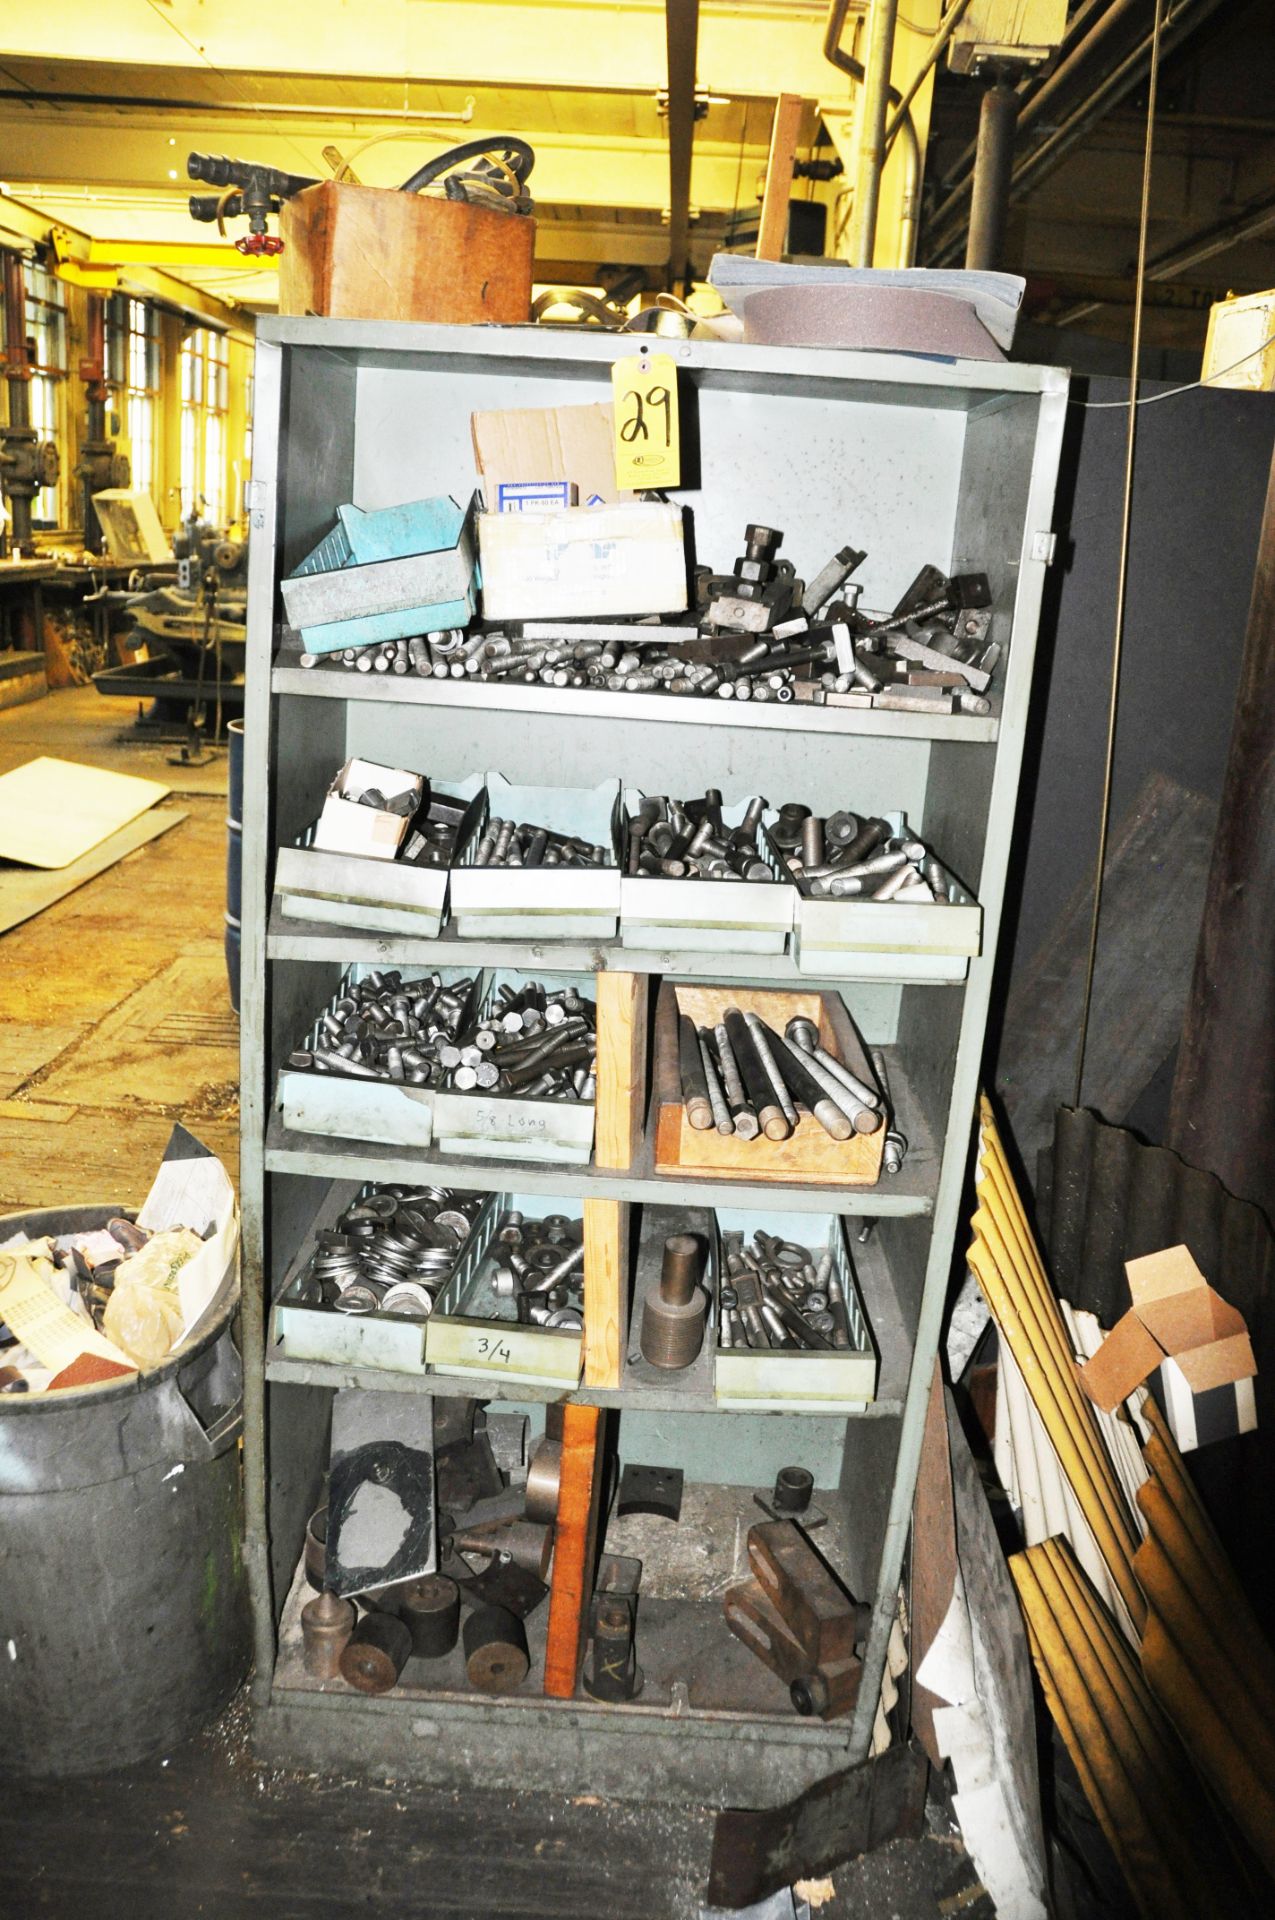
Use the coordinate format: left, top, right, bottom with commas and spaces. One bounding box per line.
989, 375, 1275, 1145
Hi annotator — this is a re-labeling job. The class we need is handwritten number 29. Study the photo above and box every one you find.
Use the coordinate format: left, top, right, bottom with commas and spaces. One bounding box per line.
620, 384, 672, 448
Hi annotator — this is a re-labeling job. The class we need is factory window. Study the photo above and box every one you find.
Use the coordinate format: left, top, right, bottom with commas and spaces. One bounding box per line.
7, 260, 68, 528
106, 295, 159, 498
179, 325, 229, 526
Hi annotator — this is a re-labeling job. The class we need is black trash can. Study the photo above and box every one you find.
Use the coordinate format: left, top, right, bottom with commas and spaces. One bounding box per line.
0, 1206, 251, 1776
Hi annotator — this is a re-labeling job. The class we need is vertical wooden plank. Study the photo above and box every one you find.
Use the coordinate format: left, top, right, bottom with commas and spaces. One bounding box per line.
756, 93, 806, 262
583, 1197, 626, 1390
543, 1402, 605, 1698
594, 970, 648, 1170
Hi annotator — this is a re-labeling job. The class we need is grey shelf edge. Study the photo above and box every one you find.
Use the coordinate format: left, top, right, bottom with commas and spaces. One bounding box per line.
263, 1118, 938, 1217
266, 904, 969, 987
263, 1348, 906, 1418
272, 663, 1000, 744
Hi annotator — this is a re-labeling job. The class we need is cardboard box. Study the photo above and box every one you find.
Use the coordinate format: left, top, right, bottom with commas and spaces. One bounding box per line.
311, 758, 424, 861
477, 503, 688, 622
276, 775, 484, 939
1079, 1244, 1257, 1452
714, 1209, 876, 1410
281, 495, 478, 654
277, 965, 483, 1151
471, 402, 628, 509
431, 970, 597, 1165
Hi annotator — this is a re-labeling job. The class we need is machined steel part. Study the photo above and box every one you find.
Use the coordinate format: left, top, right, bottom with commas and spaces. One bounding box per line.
627, 791, 774, 884
639, 1233, 708, 1371
473, 815, 611, 870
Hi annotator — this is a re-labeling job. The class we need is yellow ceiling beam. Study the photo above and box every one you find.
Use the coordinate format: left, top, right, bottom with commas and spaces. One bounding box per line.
0, 1, 837, 99
0, 190, 252, 334
82, 238, 280, 272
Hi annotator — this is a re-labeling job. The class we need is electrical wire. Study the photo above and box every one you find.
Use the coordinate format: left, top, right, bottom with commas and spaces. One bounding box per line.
1071, 331, 1275, 406
1072, 0, 1166, 1111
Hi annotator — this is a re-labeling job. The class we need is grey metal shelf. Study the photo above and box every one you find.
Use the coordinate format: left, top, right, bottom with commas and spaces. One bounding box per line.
263, 1349, 906, 1419
273, 657, 1001, 744
263, 1109, 939, 1217
241, 315, 1067, 1793
266, 902, 968, 988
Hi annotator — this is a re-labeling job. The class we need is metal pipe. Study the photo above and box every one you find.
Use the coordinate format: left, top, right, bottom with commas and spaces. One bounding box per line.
925, 0, 1141, 244
926, 0, 1228, 267
965, 83, 1018, 270
883, 0, 976, 154
664, 0, 700, 293
850, 0, 901, 267
823, 0, 919, 266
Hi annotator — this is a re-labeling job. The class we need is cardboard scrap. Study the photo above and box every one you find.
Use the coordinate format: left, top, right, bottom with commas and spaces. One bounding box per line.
471, 402, 631, 509
1080, 1245, 1257, 1410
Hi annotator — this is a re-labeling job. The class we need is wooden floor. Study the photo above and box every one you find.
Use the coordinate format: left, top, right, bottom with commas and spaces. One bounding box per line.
0, 687, 238, 1212
0, 689, 994, 1920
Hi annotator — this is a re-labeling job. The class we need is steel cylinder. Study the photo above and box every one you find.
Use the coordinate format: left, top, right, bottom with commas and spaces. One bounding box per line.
0, 1204, 249, 1777
340, 1610, 412, 1694
463, 1605, 530, 1693
397, 1574, 461, 1659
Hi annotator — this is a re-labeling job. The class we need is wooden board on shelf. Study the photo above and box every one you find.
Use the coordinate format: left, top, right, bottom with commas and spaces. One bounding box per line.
652, 981, 886, 1186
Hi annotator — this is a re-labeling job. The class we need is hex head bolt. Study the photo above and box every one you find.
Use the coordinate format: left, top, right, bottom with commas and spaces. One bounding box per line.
724, 1006, 790, 1141
712, 1021, 760, 1140
759, 1023, 853, 1142
678, 1013, 714, 1131
696, 1029, 735, 1136
640, 1233, 708, 1370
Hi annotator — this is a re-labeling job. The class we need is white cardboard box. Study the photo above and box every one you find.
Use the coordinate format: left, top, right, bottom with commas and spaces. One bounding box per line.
312, 758, 424, 861
276, 775, 484, 938
477, 503, 688, 620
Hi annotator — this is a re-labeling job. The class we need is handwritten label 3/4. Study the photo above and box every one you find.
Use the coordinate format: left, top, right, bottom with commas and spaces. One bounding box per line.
611, 352, 681, 490
473, 1332, 514, 1367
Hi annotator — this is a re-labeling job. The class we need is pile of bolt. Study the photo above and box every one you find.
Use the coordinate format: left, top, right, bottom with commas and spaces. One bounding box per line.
458, 981, 598, 1099
678, 1005, 894, 1146
489, 1208, 584, 1331
627, 791, 773, 882
294, 531, 997, 717
473, 817, 611, 870
288, 970, 477, 1086
770, 803, 950, 904
295, 1185, 482, 1319
288, 974, 597, 1100
718, 1231, 852, 1352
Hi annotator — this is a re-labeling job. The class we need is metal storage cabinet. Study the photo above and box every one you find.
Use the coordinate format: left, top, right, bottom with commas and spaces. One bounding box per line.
240, 319, 1066, 1797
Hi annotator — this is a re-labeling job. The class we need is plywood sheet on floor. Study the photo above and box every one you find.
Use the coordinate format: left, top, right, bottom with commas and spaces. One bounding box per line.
0, 755, 170, 867
0, 806, 186, 933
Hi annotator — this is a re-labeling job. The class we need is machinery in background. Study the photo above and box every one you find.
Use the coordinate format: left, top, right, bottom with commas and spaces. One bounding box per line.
76, 293, 131, 553
92, 507, 246, 741
0, 253, 60, 557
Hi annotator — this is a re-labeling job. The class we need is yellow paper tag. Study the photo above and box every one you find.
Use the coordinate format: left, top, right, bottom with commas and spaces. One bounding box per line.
611, 351, 681, 490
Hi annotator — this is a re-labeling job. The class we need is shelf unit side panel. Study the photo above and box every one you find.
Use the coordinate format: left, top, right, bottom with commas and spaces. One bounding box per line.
847, 382, 1070, 1760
